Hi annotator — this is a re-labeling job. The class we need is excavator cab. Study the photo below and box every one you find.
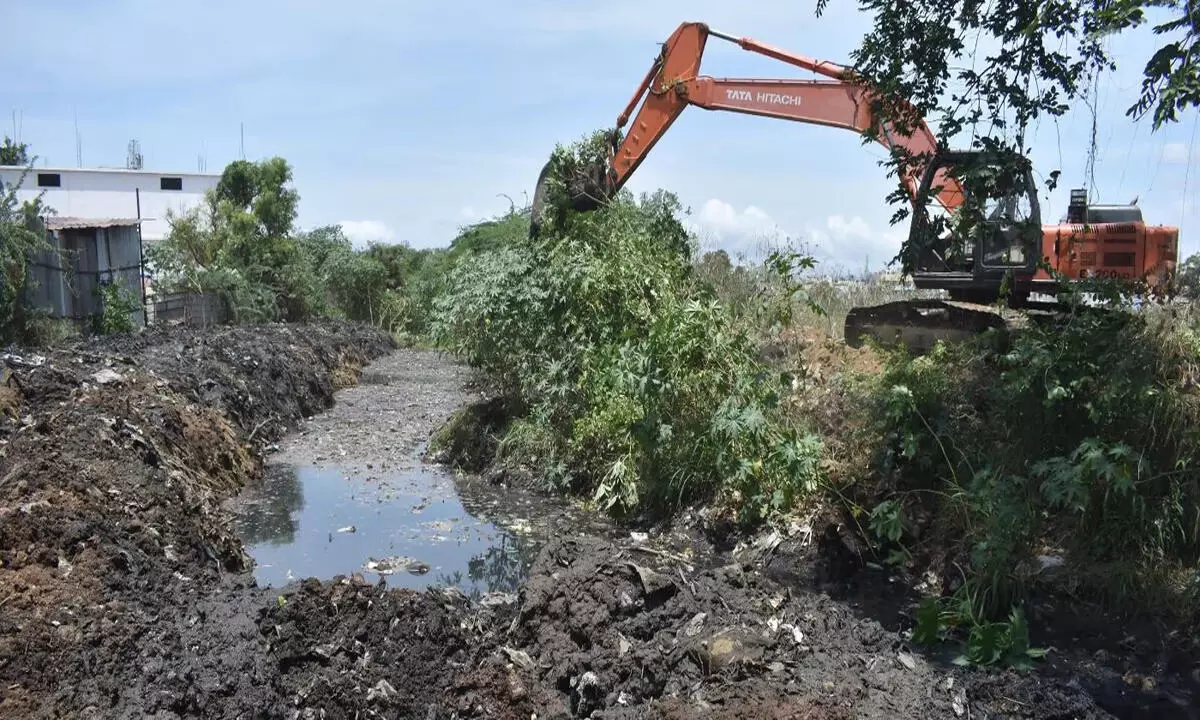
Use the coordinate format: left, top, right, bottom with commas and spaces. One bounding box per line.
907, 149, 1042, 305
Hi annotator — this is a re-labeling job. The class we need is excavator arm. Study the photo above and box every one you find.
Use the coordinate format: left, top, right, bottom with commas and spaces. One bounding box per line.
528, 20, 1109, 356
603, 22, 965, 214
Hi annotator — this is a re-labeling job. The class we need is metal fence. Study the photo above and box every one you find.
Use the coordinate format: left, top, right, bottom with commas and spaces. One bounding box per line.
18, 221, 235, 330
147, 291, 229, 326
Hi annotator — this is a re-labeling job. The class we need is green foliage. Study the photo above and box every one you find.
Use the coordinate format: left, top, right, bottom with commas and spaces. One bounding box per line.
149, 157, 333, 324
1, 167, 55, 345
818, 0, 1197, 269
432, 134, 825, 521
1, 136, 30, 166
147, 157, 466, 341
912, 597, 1048, 669
358, 210, 529, 340
864, 301, 1200, 628
1178, 252, 1200, 298
92, 278, 140, 335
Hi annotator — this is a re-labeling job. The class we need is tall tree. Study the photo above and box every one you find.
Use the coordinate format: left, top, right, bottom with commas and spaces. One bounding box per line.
0, 136, 30, 166
1177, 252, 1200, 296
818, 0, 1198, 267
1, 174, 51, 343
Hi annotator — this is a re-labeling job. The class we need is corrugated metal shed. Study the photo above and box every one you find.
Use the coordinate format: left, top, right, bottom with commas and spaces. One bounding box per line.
45, 217, 145, 230
24, 219, 146, 327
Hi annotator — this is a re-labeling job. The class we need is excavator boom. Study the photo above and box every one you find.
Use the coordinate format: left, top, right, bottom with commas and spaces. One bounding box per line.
606, 22, 963, 213
529, 21, 1180, 355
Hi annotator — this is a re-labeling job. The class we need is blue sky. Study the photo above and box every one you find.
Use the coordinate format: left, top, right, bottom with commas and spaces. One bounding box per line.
4, 0, 1197, 274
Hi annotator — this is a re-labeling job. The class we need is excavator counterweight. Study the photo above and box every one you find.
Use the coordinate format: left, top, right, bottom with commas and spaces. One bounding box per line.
530, 21, 1181, 353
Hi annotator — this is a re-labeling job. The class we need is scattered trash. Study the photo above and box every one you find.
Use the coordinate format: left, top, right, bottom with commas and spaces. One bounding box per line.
897, 650, 917, 671
366, 679, 396, 703
952, 689, 967, 716
500, 646, 535, 670
336, 525, 356, 533
480, 591, 517, 607
1035, 554, 1066, 573
766, 617, 804, 645
628, 562, 674, 596
1, 352, 45, 367
364, 555, 428, 575
785, 624, 804, 645
91, 369, 124, 385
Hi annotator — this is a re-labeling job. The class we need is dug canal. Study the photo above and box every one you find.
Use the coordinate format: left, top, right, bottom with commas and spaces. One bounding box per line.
224, 347, 614, 598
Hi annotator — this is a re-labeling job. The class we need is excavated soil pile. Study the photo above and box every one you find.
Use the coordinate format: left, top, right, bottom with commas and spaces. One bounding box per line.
435, 535, 1110, 719
0, 322, 1187, 719
0, 322, 393, 717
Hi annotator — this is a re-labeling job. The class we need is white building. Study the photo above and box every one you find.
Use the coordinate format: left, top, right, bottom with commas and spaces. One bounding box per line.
0, 164, 221, 243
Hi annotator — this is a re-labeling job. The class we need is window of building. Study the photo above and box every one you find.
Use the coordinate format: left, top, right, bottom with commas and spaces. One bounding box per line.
160, 176, 183, 191
37, 173, 61, 188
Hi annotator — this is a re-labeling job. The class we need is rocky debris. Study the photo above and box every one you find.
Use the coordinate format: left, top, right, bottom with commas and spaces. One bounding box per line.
435, 535, 1113, 719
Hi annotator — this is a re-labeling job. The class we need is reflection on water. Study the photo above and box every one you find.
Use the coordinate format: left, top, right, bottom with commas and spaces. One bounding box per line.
229, 463, 540, 598
236, 465, 306, 546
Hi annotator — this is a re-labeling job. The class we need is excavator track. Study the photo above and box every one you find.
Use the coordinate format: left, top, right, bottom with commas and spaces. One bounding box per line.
843, 299, 1032, 354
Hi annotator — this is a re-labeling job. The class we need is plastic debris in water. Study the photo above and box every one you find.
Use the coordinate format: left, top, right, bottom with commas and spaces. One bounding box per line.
363, 555, 430, 575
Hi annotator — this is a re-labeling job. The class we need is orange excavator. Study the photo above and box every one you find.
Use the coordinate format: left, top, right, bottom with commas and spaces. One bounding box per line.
528, 21, 1181, 351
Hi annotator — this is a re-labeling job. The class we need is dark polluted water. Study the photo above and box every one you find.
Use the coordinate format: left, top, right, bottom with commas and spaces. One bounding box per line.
228, 461, 541, 599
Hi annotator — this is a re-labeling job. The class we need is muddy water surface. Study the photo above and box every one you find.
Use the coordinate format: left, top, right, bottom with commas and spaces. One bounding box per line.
231, 461, 540, 595
226, 347, 610, 597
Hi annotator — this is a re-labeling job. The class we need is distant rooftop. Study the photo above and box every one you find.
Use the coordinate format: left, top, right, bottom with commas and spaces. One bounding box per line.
0, 164, 221, 178
46, 217, 146, 230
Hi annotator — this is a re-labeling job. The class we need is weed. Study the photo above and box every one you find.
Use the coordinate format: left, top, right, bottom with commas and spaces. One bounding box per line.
861, 291, 1200, 641
912, 596, 1049, 669
92, 278, 141, 335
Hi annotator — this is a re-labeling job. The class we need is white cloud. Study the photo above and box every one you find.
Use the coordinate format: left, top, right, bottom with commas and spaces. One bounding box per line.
699, 198, 773, 232
687, 200, 904, 274
1161, 142, 1192, 164
804, 214, 903, 274
339, 220, 396, 248
690, 198, 788, 257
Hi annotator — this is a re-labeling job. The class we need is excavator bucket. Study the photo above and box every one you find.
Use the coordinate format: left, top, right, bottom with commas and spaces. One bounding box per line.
843, 299, 1010, 354
529, 158, 615, 239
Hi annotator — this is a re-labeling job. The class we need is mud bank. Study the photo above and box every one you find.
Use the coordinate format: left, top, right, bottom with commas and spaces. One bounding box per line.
0, 322, 394, 718
1, 323, 1195, 719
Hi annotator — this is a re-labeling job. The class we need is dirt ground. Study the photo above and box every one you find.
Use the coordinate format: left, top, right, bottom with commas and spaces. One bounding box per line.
1, 322, 1196, 719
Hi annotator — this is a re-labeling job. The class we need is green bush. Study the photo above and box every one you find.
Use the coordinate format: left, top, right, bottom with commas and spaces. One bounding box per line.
1, 170, 55, 345
864, 299, 1200, 623
92, 278, 141, 335
432, 134, 825, 522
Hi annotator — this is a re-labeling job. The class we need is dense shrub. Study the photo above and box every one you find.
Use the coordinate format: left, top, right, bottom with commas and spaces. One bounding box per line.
1, 172, 53, 345
863, 297, 1200, 623
432, 134, 825, 521
147, 158, 459, 341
